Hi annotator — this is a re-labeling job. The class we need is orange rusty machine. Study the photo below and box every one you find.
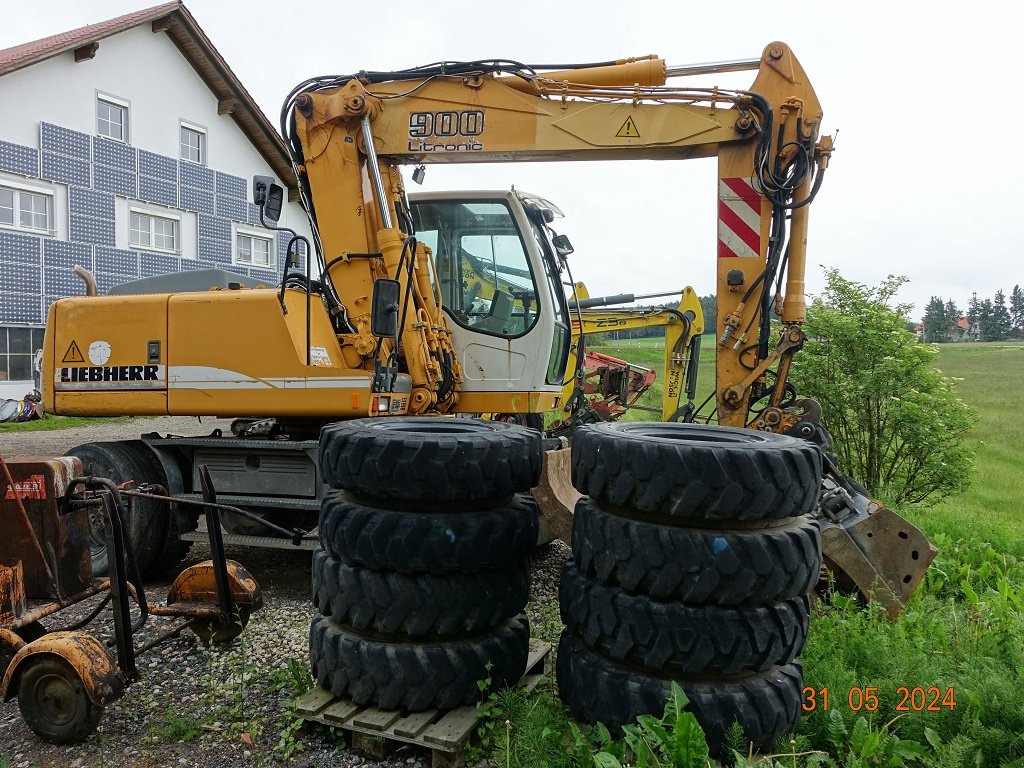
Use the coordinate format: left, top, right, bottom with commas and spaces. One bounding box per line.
0, 456, 263, 744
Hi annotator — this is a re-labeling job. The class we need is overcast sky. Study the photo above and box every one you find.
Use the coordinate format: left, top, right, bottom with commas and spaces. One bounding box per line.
2, 1, 1020, 319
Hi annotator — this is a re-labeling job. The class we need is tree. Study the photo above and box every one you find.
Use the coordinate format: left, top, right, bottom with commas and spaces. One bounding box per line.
992, 290, 1012, 340
943, 299, 960, 339
966, 292, 980, 340
1011, 284, 1024, 336
789, 269, 975, 507
698, 294, 716, 335
921, 296, 946, 342
977, 298, 996, 341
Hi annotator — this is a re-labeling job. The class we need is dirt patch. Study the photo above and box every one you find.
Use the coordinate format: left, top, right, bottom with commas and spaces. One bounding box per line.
0, 416, 232, 458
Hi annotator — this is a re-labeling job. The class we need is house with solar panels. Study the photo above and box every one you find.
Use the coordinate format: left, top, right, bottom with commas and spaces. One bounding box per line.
0, 2, 310, 399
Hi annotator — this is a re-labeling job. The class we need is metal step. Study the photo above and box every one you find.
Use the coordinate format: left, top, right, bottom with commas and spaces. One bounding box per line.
180, 529, 318, 551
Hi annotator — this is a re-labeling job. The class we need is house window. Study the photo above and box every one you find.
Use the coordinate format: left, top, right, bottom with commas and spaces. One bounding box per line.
97, 95, 128, 142
180, 122, 206, 164
130, 209, 179, 253
0, 326, 44, 383
0, 183, 52, 235
235, 228, 274, 268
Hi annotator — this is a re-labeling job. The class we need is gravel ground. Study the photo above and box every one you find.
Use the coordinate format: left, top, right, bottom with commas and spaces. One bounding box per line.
0, 418, 572, 768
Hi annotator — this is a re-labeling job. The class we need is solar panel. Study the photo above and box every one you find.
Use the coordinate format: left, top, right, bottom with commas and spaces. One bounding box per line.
43, 268, 91, 296
95, 272, 129, 295
180, 161, 214, 191
0, 292, 43, 324
40, 123, 90, 160
0, 261, 42, 293
139, 175, 178, 208
0, 231, 42, 265
0, 141, 39, 177
248, 267, 278, 285
95, 246, 140, 277
43, 239, 93, 270
139, 252, 181, 277
70, 215, 116, 247
69, 187, 115, 220
215, 171, 246, 199
198, 213, 231, 240
180, 186, 214, 215
198, 237, 231, 263
138, 150, 178, 182
41, 151, 90, 187
93, 137, 137, 171
94, 164, 137, 198
215, 194, 247, 222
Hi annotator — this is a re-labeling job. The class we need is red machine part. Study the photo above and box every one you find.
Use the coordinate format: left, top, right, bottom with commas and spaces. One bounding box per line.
579, 350, 657, 421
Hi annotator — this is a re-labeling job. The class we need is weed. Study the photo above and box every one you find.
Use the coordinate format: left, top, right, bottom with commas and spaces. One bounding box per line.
568, 683, 713, 768
494, 679, 577, 768
466, 661, 502, 765
150, 707, 203, 742
271, 657, 321, 761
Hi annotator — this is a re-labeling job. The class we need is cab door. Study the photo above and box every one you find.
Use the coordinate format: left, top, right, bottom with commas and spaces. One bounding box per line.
409, 190, 568, 412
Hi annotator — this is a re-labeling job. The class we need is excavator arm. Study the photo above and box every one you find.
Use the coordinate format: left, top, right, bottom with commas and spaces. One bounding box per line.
285, 42, 830, 425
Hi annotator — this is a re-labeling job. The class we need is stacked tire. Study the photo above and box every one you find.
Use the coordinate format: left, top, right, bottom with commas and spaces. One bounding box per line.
557, 423, 823, 756
311, 417, 541, 711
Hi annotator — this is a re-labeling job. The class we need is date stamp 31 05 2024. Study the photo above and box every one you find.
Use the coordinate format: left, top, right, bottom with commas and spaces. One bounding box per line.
802, 686, 957, 713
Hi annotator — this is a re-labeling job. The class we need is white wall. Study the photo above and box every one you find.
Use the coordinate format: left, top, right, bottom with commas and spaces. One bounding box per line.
0, 24, 312, 398
0, 25, 306, 232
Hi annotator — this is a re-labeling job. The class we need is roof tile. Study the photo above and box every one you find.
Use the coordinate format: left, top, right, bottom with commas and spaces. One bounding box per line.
0, 2, 180, 75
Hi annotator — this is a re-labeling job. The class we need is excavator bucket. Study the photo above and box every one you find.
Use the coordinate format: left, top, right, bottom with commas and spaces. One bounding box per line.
820, 503, 936, 619
531, 446, 580, 547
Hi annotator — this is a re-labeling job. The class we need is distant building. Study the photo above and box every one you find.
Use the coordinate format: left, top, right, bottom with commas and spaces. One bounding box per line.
0, 2, 309, 399
914, 317, 972, 342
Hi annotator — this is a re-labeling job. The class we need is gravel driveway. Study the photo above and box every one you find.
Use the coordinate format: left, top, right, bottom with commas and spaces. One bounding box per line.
0, 419, 570, 768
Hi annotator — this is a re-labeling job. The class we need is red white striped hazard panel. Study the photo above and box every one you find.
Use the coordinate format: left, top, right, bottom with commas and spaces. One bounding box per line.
718, 177, 762, 258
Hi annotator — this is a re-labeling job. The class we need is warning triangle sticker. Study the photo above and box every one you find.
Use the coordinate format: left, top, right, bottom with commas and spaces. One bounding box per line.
62, 341, 85, 364
616, 116, 640, 138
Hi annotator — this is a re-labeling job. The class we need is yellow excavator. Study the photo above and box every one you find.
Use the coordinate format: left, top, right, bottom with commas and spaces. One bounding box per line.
546, 285, 704, 436
41, 42, 932, 612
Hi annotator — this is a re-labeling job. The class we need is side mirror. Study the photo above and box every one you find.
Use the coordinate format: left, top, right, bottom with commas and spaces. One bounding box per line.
252, 175, 284, 224
371, 279, 401, 339
551, 233, 574, 258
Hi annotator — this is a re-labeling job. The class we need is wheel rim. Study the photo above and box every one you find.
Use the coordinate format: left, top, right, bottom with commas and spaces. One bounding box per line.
29, 670, 81, 728
88, 504, 107, 564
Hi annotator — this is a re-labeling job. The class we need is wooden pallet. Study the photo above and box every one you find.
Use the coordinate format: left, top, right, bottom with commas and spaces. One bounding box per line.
294, 639, 550, 768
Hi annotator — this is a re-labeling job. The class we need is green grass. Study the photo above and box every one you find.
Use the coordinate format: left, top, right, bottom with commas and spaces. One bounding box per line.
0, 414, 129, 432
904, 341, 1024, 557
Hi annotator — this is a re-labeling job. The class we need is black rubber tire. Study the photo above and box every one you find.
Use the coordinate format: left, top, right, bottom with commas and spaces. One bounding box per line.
571, 423, 822, 522
312, 548, 530, 638
310, 613, 530, 711
560, 563, 809, 676
556, 630, 803, 756
318, 492, 539, 575
65, 441, 174, 578
318, 417, 542, 501
17, 656, 104, 744
572, 500, 822, 605
119, 440, 194, 577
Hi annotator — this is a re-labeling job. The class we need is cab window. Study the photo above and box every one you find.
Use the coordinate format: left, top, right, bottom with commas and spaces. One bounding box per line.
411, 200, 539, 338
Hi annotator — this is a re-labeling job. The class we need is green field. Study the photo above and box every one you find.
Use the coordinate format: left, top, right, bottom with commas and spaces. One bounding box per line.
912, 342, 1024, 557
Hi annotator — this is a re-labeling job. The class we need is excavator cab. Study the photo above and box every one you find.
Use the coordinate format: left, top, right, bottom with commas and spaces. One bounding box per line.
408, 190, 572, 412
